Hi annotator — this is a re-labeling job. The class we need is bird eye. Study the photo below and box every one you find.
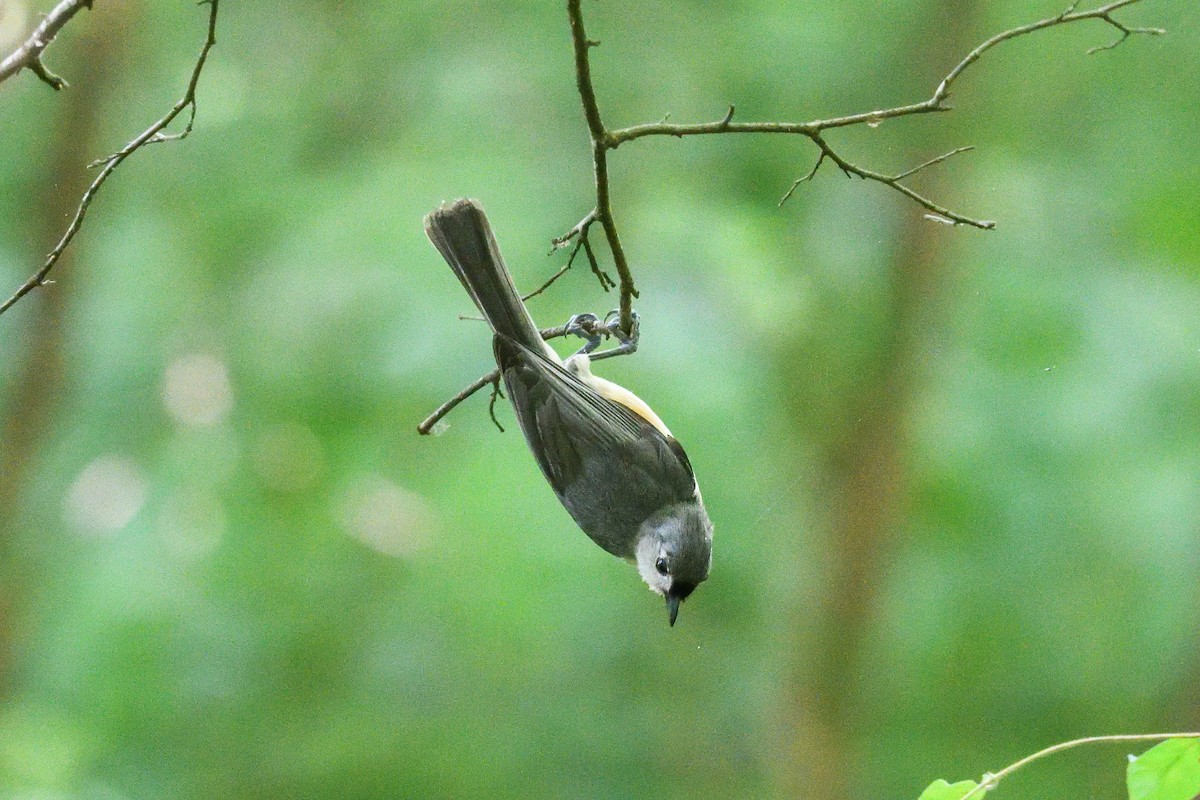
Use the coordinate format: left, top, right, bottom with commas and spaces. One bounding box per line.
655, 557, 669, 576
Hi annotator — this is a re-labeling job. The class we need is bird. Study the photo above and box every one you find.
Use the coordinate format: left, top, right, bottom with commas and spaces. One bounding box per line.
424, 198, 713, 625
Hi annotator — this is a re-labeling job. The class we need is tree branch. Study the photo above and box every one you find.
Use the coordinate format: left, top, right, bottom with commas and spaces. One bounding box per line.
606, 0, 1160, 147
0, 0, 94, 90
548, 210, 616, 293
0, 0, 219, 318
567, 0, 639, 336
592, 0, 1159, 230
810, 132, 995, 228
421, 0, 1159, 432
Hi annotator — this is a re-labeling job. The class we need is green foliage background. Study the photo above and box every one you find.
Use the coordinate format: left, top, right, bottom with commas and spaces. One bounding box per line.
0, 1, 1197, 798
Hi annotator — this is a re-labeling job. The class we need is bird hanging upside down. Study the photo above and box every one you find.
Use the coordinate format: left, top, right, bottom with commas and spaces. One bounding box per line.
425, 199, 713, 625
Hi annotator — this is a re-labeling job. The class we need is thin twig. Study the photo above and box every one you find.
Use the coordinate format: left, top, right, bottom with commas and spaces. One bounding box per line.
580, 234, 615, 291
524, 218, 615, 301
0, 0, 219, 318
779, 151, 827, 206
550, 208, 597, 251
418, 369, 501, 435
810, 131, 995, 228
940, 0, 1161, 91
891, 145, 975, 182
521, 261, 574, 302
0, 0, 94, 90
545, 208, 615, 293
958, 732, 1200, 800
487, 377, 506, 432
1086, 13, 1164, 54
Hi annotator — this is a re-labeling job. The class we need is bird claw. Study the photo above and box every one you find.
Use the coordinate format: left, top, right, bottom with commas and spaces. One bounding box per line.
565, 310, 640, 361
580, 309, 638, 362
565, 312, 603, 356
603, 309, 639, 355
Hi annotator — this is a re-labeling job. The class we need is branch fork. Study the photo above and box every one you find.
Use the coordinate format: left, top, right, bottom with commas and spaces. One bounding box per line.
420, 0, 1160, 432
589, 0, 1158, 231
0, 0, 95, 90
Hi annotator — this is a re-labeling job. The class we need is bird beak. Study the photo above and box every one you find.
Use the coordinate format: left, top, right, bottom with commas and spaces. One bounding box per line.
666, 593, 681, 627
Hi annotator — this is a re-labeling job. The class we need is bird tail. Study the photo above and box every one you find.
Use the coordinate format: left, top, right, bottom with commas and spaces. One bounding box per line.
424, 199, 549, 356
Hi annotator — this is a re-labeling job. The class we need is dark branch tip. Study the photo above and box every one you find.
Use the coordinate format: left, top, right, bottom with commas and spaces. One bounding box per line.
29, 57, 67, 90
488, 377, 506, 433
1086, 9, 1165, 55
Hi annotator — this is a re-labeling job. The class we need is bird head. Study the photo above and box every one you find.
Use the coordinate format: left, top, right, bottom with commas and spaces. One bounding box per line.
635, 499, 713, 626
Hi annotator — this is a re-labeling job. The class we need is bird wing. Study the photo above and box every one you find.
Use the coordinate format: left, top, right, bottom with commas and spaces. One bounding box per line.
493, 334, 696, 502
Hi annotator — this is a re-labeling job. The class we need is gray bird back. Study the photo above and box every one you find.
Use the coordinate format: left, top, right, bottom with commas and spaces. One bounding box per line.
494, 334, 698, 557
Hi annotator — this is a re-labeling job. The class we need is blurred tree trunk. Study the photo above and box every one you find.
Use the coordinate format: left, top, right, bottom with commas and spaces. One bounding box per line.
0, 1, 132, 691
773, 3, 981, 797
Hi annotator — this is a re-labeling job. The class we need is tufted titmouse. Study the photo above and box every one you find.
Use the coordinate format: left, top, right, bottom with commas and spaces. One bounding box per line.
425, 199, 713, 626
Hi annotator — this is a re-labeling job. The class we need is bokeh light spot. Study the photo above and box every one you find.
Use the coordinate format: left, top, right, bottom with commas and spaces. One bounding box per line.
64, 456, 148, 536
162, 353, 233, 427
335, 475, 433, 558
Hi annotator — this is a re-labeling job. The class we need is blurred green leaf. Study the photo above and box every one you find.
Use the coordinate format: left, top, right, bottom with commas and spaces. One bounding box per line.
1127, 739, 1200, 800
917, 778, 983, 800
